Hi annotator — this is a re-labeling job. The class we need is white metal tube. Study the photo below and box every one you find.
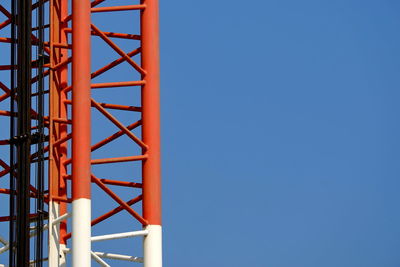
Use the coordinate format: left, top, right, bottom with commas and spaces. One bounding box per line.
59, 244, 67, 266
63, 248, 143, 263
143, 225, 162, 267
52, 212, 71, 226
0, 245, 9, 255
34, 212, 71, 239
32, 212, 71, 238
0, 236, 8, 256
48, 201, 61, 267
91, 230, 148, 242
48, 203, 69, 266
72, 199, 91, 267
91, 251, 111, 267
0, 236, 8, 245
92, 252, 143, 263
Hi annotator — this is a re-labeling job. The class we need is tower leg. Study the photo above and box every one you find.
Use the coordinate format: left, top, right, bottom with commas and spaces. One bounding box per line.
72, 199, 91, 266
141, 0, 163, 266
144, 225, 163, 267
49, 0, 69, 265
71, 0, 91, 266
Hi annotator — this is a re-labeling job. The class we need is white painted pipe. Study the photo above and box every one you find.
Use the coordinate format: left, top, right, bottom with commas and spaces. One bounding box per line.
48, 201, 65, 267
0, 245, 9, 255
143, 225, 162, 267
72, 199, 91, 267
0, 235, 8, 245
63, 248, 143, 263
30, 212, 70, 238
0, 236, 8, 256
91, 251, 111, 267
92, 252, 143, 263
91, 230, 148, 242
34, 212, 71, 238
52, 212, 71, 226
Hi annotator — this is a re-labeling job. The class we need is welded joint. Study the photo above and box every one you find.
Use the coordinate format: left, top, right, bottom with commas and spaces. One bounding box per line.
50, 212, 71, 226
30, 212, 71, 237
91, 251, 111, 267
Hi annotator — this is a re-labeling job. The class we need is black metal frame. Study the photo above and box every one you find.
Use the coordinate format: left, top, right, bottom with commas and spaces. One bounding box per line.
15, 0, 33, 265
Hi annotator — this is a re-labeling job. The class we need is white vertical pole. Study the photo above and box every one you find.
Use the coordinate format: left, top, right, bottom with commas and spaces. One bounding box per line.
72, 199, 91, 266
143, 225, 163, 267
48, 202, 66, 266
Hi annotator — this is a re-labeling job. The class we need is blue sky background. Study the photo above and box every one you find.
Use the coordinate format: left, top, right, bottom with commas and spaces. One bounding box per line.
0, 0, 399, 266
160, 0, 400, 266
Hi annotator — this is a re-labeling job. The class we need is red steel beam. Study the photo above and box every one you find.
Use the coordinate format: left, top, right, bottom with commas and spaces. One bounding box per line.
91, 5, 146, 13
0, 93, 10, 103
71, 0, 91, 200
90, 155, 148, 165
0, 81, 11, 93
71, 0, 92, 264
62, 121, 142, 166
64, 99, 141, 112
90, 48, 141, 78
0, 140, 9, 145
0, 0, 163, 263
141, 0, 162, 226
90, 23, 145, 75
62, 53, 144, 93
90, 120, 142, 152
91, 98, 147, 149
63, 174, 142, 188
91, 80, 145, 89
63, 28, 141, 40
89, 195, 143, 226
62, 0, 108, 22
91, 174, 147, 225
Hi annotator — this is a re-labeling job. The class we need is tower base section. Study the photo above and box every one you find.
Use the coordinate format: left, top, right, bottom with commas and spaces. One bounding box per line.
144, 225, 162, 267
72, 198, 91, 267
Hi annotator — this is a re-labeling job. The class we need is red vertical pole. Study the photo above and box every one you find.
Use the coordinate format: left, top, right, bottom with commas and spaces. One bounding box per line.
48, 0, 69, 265
59, 0, 69, 250
71, 0, 91, 265
141, 0, 163, 266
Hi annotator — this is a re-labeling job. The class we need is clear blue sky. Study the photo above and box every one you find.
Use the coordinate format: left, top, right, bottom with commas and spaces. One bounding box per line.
160, 0, 400, 266
0, 0, 399, 266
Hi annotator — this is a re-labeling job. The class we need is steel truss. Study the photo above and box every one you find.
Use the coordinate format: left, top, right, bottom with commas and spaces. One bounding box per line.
0, 0, 162, 266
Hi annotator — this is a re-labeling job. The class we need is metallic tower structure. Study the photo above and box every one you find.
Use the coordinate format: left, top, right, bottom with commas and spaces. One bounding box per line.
0, 0, 162, 266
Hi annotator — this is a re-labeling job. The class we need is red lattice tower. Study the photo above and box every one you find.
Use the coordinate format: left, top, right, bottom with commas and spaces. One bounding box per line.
0, 0, 162, 266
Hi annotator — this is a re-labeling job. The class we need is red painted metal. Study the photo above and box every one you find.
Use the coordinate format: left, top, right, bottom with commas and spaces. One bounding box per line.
91, 5, 146, 13
62, 195, 143, 242
141, 0, 162, 226
71, 0, 91, 201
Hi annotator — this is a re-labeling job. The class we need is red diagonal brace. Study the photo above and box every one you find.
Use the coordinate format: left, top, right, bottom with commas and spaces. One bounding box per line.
90, 23, 146, 75
63, 195, 143, 241
91, 174, 148, 225
91, 98, 148, 149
